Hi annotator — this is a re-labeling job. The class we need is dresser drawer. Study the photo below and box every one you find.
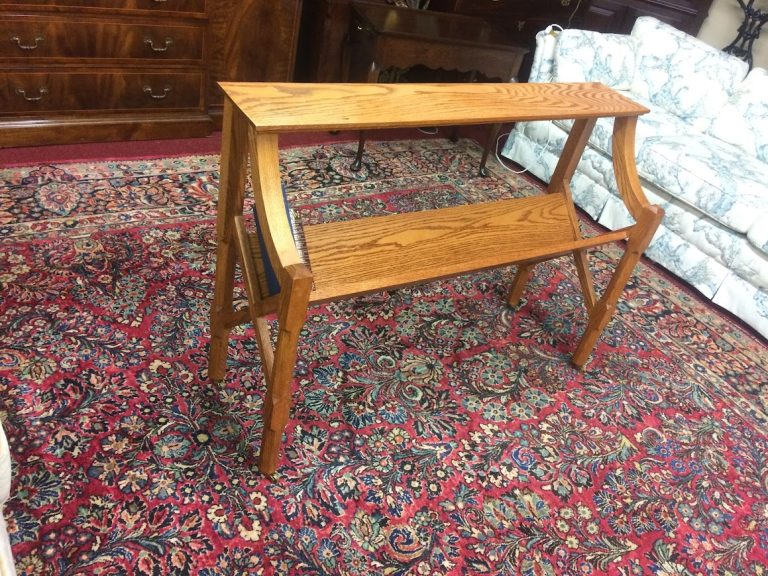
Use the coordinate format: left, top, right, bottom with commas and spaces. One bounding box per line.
0, 0, 206, 14
1, 17, 204, 61
2, 71, 205, 113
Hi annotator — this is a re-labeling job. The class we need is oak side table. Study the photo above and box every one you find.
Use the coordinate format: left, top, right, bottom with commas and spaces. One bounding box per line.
209, 81, 663, 474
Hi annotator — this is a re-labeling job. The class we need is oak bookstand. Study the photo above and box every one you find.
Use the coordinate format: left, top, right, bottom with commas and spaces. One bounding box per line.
208, 82, 663, 475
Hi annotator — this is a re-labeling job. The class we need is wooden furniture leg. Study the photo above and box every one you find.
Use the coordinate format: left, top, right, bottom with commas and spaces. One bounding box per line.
479, 122, 502, 176
572, 207, 662, 367
546, 117, 596, 197
503, 115, 661, 367
510, 250, 597, 313
507, 260, 537, 306
572, 249, 597, 313
209, 100, 249, 381
351, 130, 367, 171
259, 264, 313, 475
555, 121, 600, 314
570, 116, 664, 367
503, 117, 598, 315
234, 217, 313, 475
247, 129, 314, 475
234, 212, 301, 473
210, 108, 316, 474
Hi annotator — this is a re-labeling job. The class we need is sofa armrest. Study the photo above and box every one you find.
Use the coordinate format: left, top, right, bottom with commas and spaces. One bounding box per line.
527, 27, 561, 83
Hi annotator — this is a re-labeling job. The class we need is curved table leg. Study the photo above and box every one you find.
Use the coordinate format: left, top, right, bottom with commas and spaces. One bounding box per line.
571, 116, 664, 367
571, 207, 663, 368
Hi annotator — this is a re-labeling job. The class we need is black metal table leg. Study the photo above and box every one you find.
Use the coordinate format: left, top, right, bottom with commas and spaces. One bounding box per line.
351, 130, 367, 171
479, 123, 502, 177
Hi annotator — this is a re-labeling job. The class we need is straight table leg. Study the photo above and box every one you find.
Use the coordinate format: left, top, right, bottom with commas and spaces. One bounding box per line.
260, 264, 313, 475
507, 261, 536, 306
572, 249, 597, 313
351, 130, 367, 172
209, 99, 248, 381
479, 123, 502, 177
546, 118, 596, 196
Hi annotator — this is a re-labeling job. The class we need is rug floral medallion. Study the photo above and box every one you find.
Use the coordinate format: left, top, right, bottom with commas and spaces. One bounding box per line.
1, 139, 767, 575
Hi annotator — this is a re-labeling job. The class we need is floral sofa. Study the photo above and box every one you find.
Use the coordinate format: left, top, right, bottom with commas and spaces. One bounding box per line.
0, 420, 14, 576
501, 16, 768, 339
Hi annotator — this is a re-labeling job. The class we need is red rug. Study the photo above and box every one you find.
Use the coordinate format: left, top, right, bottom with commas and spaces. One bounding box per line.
1, 139, 767, 575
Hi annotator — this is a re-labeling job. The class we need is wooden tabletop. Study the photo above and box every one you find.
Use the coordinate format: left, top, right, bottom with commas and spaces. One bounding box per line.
220, 82, 649, 133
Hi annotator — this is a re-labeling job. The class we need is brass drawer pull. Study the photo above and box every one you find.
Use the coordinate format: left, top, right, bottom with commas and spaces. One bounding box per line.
10, 35, 44, 50
16, 87, 48, 102
144, 37, 173, 52
143, 85, 172, 99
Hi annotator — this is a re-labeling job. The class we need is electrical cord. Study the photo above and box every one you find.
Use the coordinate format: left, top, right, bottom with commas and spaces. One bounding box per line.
492, 125, 555, 175
566, 0, 583, 28
491, 24, 562, 175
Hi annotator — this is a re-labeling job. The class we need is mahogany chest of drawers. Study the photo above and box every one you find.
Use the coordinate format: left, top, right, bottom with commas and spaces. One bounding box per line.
0, 0, 303, 147
0, 0, 210, 146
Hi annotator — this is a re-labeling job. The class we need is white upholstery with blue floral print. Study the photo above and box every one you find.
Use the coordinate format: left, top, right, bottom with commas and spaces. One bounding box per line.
554, 91, 695, 158
635, 134, 768, 234
0, 421, 15, 576
708, 67, 768, 164
501, 17, 768, 339
750, 224, 768, 256
630, 17, 748, 132
553, 30, 637, 90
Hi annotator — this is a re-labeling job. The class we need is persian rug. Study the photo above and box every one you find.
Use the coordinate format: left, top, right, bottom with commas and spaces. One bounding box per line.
1, 139, 767, 575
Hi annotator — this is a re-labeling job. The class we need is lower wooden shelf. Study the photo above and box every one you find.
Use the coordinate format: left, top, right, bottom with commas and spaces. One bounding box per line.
237, 190, 636, 306
302, 192, 629, 302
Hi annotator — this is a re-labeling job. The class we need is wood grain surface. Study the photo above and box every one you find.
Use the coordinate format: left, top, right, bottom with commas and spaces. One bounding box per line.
303, 193, 576, 301
219, 82, 649, 132
210, 80, 663, 472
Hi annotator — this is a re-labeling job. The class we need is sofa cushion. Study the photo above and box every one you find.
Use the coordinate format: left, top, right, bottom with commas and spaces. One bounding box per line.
636, 133, 768, 234
708, 67, 768, 164
588, 156, 768, 291
642, 191, 768, 288
748, 221, 768, 257
553, 29, 637, 90
554, 91, 695, 158
630, 17, 748, 132
712, 274, 768, 339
